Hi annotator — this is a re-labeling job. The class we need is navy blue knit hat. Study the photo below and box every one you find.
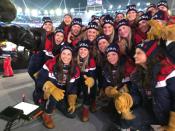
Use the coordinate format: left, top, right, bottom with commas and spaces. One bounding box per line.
146, 4, 157, 12
92, 16, 100, 22
138, 11, 144, 15
157, 0, 168, 9
96, 34, 108, 43
106, 43, 120, 55
137, 13, 151, 23
115, 12, 125, 17
42, 17, 52, 24
77, 40, 90, 50
136, 40, 158, 57
103, 15, 114, 26
60, 44, 73, 53
71, 18, 82, 27
116, 19, 129, 30
152, 10, 168, 21
64, 13, 72, 18
87, 22, 99, 30
54, 27, 64, 35
126, 4, 137, 14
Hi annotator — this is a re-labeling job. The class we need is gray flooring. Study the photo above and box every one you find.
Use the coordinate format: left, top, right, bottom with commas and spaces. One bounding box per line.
0, 70, 116, 131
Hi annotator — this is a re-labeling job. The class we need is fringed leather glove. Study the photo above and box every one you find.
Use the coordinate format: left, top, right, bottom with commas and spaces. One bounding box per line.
68, 94, 77, 113
84, 75, 95, 88
43, 81, 65, 101
114, 92, 135, 120
105, 86, 118, 97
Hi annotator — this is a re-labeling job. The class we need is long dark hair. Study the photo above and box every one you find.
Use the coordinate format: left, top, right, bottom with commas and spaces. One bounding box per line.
96, 49, 105, 66
58, 21, 69, 29
135, 47, 166, 89
53, 55, 76, 84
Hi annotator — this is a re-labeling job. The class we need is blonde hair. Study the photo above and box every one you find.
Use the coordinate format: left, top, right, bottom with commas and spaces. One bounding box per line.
109, 29, 115, 43
103, 25, 115, 44
77, 53, 89, 72
83, 29, 99, 41
118, 26, 132, 50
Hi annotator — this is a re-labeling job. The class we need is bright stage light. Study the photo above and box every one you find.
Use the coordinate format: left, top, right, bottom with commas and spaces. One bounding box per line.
50, 9, 55, 16
63, 8, 68, 14
103, 9, 107, 13
137, 2, 140, 7
38, 11, 41, 15
31, 9, 38, 17
17, 7, 22, 14
109, 5, 113, 10
44, 10, 48, 15
70, 8, 75, 13
25, 8, 30, 15
146, 2, 150, 6
138, 8, 142, 11
55, 8, 62, 16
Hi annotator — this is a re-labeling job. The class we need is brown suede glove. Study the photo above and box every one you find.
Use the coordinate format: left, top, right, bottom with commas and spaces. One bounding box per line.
119, 84, 129, 93
84, 75, 95, 88
105, 86, 118, 97
43, 81, 65, 101
68, 94, 77, 113
114, 92, 135, 120
163, 112, 175, 131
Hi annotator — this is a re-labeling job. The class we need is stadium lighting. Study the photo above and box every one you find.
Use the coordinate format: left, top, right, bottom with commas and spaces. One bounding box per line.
138, 8, 142, 11
118, 5, 121, 9
109, 5, 113, 10
38, 11, 41, 15
103, 9, 107, 13
31, 9, 38, 17
137, 2, 140, 7
146, 2, 150, 6
86, 10, 95, 18
88, 10, 95, 13
63, 8, 68, 14
70, 8, 75, 13
17, 7, 22, 14
25, 8, 30, 15
50, 9, 55, 16
55, 8, 62, 16
44, 10, 48, 15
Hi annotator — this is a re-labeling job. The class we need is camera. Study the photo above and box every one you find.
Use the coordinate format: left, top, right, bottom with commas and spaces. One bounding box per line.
0, 24, 46, 51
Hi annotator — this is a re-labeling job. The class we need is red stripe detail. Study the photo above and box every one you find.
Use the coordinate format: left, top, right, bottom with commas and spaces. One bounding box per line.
156, 58, 175, 81
90, 58, 96, 68
146, 41, 158, 57
124, 58, 135, 77
45, 57, 57, 72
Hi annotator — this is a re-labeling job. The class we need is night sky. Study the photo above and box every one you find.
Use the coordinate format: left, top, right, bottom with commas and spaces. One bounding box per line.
12, 0, 158, 9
